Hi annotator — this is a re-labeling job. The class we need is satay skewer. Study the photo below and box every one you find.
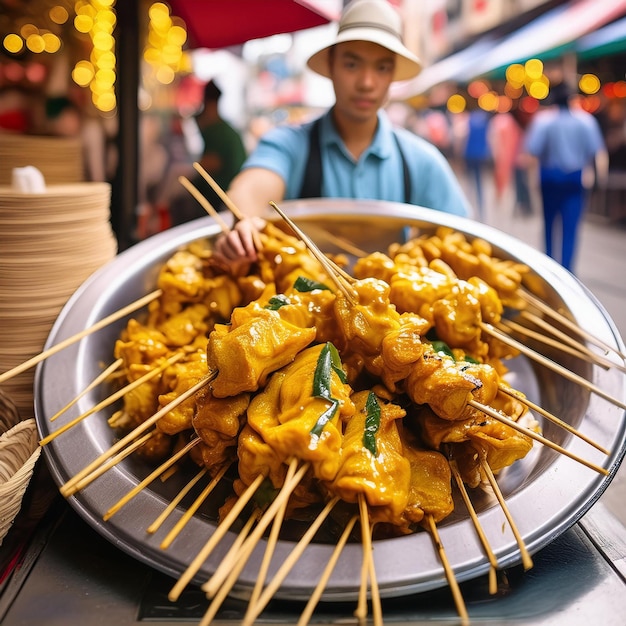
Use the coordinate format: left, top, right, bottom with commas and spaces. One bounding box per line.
40, 352, 184, 446
198, 463, 311, 626
519, 309, 626, 372
159, 462, 231, 549
102, 437, 201, 521
192, 162, 264, 251
193, 162, 245, 221
355, 493, 372, 625
168, 472, 266, 602
425, 514, 469, 626
517, 287, 626, 362
480, 322, 626, 411
178, 175, 232, 233
296, 514, 359, 626
480, 456, 533, 571
499, 317, 626, 374
498, 318, 611, 369
0, 289, 163, 385
48, 358, 123, 423
242, 495, 342, 626
243, 463, 295, 619
147, 466, 209, 535
202, 506, 264, 599
202, 459, 310, 598
60, 372, 215, 497
69, 430, 157, 494
498, 384, 610, 455
469, 399, 608, 475
448, 457, 499, 595
269, 201, 357, 304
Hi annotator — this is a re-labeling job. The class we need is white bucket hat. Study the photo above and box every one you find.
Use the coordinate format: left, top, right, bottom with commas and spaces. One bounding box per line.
306, 0, 422, 82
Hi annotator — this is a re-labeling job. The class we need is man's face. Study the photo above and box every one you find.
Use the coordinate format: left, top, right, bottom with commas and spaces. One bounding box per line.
329, 40, 395, 124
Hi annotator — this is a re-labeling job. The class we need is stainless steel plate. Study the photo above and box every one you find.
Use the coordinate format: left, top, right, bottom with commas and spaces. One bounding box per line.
34, 199, 626, 601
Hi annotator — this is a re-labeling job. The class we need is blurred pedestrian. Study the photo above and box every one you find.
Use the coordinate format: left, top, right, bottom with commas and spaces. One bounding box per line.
170, 79, 246, 226
488, 108, 532, 216
462, 106, 492, 220
523, 82, 608, 272
215, 0, 470, 264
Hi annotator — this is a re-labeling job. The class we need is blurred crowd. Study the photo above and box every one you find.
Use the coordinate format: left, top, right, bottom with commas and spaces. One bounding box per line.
3, 72, 626, 240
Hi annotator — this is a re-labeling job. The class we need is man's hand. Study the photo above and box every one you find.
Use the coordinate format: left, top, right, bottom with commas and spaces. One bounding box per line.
213, 217, 266, 272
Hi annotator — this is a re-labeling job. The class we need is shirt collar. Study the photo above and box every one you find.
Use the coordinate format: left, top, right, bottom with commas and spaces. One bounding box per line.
319, 109, 395, 160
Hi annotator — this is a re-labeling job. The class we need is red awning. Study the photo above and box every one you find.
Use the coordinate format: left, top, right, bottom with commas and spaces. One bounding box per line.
168, 0, 336, 50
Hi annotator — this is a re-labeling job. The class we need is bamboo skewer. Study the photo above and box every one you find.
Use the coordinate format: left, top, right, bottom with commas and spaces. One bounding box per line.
48, 358, 123, 423
481, 322, 626, 411
480, 457, 533, 571
518, 309, 626, 373
367, 525, 383, 626
193, 162, 245, 221
0, 289, 163, 385
425, 514, 469, 626
200, 507, 263, 601
498, 318, 605, 367
69, 430, 157, 494
198, 463, 311, 626
448, 457, 499, 595
168, 472, 266, 603
60, 373, 215, 497
269, 201, 357, 304
242, 462, 296, 622
354, 494, 372, 625
202, 460, 310, 598
192, 162, 264, 251
147, 466, 209, 535
470, 399, 608, 475
160, 463, 231, 549
296, 514, 359, 626
242, 496, 342, 626
178, 175, 231, 234
498, 384, 610, 455
40, 352, 184, 446
517, 287, 626, 362
103, 437, 201, 521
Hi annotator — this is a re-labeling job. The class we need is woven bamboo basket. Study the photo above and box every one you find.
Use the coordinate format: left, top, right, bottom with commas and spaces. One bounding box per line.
0, 418, 41, 545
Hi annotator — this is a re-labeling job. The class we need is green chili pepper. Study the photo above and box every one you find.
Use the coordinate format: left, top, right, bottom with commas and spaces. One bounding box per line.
363, 391, 381, 456
265, 294, 290, 310
293, 276, 331, 292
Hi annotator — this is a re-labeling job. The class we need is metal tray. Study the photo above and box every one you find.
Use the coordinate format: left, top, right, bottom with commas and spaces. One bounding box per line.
34, 199, 626, 601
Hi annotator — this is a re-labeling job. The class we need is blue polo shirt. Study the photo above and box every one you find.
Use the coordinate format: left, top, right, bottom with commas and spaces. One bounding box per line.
242, 109, 470, 217
524, 108, 605, 173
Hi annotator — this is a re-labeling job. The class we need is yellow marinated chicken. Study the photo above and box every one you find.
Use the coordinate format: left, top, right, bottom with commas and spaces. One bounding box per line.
401, 430, 454, 525
389, 227, 529, 309
246, 343, 355, 482
326, 390, 411, 527
157, 351, 208, 435
207, 300, 317, 397
192, 386, 250, 470
404, 344, 500, 422
415, 405, 533, 488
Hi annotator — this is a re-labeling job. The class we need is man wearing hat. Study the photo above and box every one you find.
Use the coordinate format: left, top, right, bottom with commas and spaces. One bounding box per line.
216, 0, 471, 262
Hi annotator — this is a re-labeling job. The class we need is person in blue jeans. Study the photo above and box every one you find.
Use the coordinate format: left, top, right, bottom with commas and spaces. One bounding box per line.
523, 83, 608, 272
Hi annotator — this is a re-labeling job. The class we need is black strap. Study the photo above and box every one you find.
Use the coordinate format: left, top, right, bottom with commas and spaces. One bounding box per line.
298, 117, 411, 202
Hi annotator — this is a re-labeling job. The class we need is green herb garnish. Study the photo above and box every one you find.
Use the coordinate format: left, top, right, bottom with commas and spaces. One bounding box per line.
363, 392, 381, 456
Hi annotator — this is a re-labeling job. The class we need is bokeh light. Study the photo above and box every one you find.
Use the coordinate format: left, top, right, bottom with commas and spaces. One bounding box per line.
579, 73, 601, 95
446, 94, 466, 114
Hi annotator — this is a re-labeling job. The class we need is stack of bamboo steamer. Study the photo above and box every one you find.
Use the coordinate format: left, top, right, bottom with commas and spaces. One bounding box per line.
0, 181, 118, 417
